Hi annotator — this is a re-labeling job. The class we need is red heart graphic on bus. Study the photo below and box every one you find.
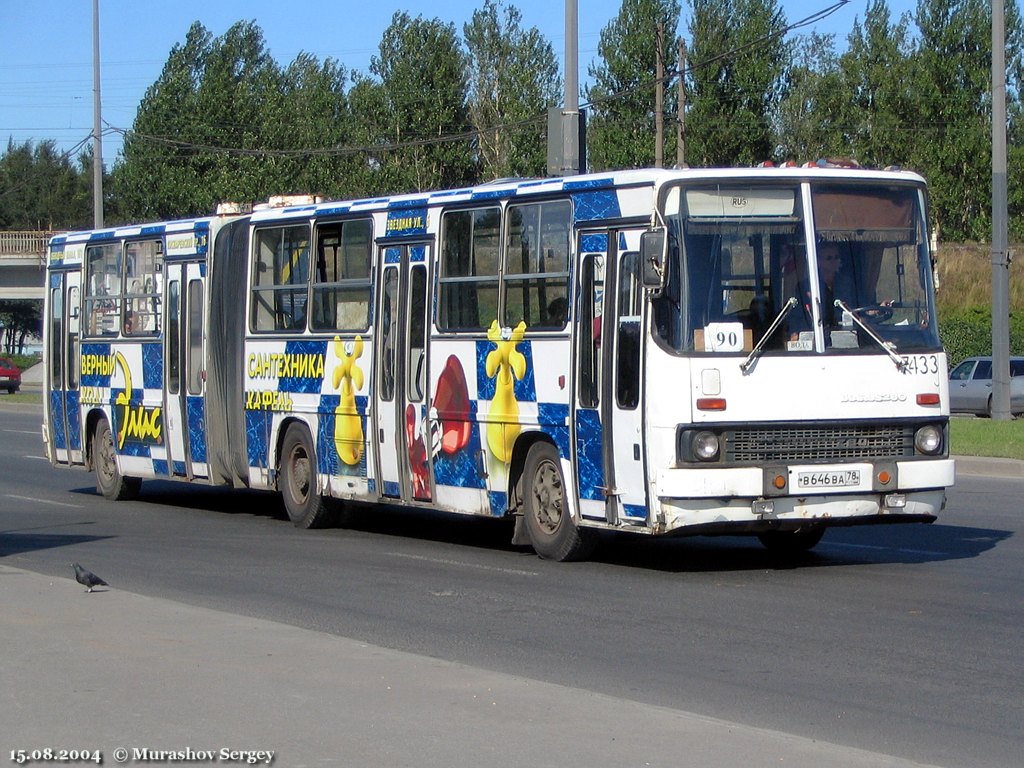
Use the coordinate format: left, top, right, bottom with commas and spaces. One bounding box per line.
433, 355, 471, 454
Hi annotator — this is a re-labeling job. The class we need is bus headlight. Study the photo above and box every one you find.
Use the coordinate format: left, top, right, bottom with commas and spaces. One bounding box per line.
692, 430, 721, 461
914, 424, 943, 455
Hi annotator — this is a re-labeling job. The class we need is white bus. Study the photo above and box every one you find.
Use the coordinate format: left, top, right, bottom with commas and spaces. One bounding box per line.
42, 166, 954, 560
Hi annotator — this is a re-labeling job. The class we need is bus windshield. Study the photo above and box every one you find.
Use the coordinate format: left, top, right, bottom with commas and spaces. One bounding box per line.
653, 181, 941, 356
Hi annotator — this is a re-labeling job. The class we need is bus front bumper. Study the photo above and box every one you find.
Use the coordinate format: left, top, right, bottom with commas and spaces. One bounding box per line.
650, 458, 954, 535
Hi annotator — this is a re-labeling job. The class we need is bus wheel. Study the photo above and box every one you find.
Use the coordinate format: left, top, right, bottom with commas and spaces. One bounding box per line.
522, 442, 595, 562
757, 527, 825, 554
280, 424, 337, 529
92, 418, 141, 501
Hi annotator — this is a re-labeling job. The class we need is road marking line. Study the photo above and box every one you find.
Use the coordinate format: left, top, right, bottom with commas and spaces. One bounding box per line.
825, 541, 948, 557
387, 552, 538, 576
5, 494, 82, 509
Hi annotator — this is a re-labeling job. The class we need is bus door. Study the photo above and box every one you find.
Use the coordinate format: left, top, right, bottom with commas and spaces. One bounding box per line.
374, 244, 431, 502
164, 261, 207, 479
575, 228, 648, 526
45, 271, 84, 465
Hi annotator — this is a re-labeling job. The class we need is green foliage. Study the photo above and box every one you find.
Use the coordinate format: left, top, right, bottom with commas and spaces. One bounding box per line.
686, 0, 788, 167
939, 305, 1024, 367
586, 0, 682, 170
5, 2, 1024, 241
464, 0, 561, 179
363, 12, 477, 194
0, 139, 93, 230
834, 0, 917, 166
0, 300, 42, 356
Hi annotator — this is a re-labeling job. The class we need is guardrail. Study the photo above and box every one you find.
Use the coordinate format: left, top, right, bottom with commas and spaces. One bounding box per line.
0, 230, 56, 257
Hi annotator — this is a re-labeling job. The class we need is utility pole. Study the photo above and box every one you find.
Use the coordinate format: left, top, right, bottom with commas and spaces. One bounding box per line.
547, 0, 585, 176
655, 24, 664, 168
92, 0, 104, 228
677, 37, 686, 167
991, 0, 1011, 419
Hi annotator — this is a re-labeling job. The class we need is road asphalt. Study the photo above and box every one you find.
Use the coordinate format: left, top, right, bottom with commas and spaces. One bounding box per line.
1, 563, 948, 768
1, 364, 1016, 766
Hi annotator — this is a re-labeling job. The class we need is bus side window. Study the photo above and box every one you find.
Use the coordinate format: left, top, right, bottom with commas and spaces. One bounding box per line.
579, 254, 604, 408
616, 252, 642, 410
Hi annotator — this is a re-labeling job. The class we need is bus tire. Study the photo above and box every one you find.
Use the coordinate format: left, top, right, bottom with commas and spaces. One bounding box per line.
280, 424, 337, 529
92, 417, 141, 501
757, 527, 825, 554
522, 442, 595, 561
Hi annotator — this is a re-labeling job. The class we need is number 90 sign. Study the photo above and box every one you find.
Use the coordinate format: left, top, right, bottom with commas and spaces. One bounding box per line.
704, 322, 745, 353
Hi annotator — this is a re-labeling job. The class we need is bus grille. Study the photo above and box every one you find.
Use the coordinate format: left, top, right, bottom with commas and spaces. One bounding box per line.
722, 424, 916, 463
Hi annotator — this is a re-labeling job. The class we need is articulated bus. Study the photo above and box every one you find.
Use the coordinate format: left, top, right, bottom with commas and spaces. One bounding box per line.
42, 166, 954, 560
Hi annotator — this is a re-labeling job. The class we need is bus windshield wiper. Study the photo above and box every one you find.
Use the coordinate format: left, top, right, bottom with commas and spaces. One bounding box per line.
740, 297, 797, 374
834, 299, 906, 371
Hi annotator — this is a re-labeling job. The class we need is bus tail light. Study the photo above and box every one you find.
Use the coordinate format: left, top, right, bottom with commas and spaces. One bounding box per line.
916, 393, 940, 406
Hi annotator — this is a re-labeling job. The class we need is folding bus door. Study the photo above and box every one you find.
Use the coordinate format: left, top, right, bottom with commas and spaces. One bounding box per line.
373, 244, 431, 502
574, 227, 649, 526
45, 271, 84, 466
163, 261, 208, 479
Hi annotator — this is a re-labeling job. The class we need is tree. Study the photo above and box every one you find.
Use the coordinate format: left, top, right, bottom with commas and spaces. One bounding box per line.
464, 0, 561, 179
113, 21, 287, 220
909, 0, 995, 241
264, 53, 357, 199
113, 22, 214, 221
0, 139, 92, 230
835, 0, 917, 167
0, 300, 42, 356
585, 0, 682, 171
362, 12, 477, 193
686, 0, 788, 166
774, 32, 846, 162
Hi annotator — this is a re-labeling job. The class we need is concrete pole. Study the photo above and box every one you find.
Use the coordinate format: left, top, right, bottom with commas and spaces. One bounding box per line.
991, 0, 1011, 419
92, 0, 104, 228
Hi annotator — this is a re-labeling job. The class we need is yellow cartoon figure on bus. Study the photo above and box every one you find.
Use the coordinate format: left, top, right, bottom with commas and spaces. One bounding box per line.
485, 320, 527, 464
332, 335, 364, 466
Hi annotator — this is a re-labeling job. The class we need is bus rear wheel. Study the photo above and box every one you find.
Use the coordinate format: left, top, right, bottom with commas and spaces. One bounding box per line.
280, 424, 337, 529
92, 417, 141, 501
522, 443, 595, 561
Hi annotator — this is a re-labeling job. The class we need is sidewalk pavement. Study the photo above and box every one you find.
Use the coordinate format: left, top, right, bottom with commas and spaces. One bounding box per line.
0, 563, 944, 768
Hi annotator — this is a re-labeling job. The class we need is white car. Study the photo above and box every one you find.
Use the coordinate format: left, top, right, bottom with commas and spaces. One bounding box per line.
948, 356, 1024, 416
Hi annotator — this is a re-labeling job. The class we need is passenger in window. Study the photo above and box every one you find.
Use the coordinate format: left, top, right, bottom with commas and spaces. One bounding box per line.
545, 296, 567, 326
815, 243, 843, 328
788, 242, 845, 339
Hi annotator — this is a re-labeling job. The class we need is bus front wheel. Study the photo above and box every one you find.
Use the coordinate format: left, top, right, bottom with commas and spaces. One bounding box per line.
92, 418, 141, 501
280, 424, 337, 529
522, 442, 595, 561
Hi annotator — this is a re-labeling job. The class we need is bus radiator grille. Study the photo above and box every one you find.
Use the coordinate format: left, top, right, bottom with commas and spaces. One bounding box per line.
723, 424, 915, 463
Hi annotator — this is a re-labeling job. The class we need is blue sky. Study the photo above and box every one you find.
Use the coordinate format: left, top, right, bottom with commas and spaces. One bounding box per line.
0, 0, 917, 167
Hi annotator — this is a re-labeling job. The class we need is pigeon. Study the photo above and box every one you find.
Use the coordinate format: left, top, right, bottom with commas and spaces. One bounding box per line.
72, 563, 109, 593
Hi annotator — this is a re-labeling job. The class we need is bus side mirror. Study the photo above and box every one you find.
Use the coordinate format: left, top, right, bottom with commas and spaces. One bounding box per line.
641, 227, 667, 291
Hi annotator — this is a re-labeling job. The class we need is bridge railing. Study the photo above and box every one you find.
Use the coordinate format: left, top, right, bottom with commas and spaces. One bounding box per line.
0, 230, 57, 257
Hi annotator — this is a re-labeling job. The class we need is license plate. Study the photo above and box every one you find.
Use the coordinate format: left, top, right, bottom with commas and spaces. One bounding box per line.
797, 469, 861, 489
